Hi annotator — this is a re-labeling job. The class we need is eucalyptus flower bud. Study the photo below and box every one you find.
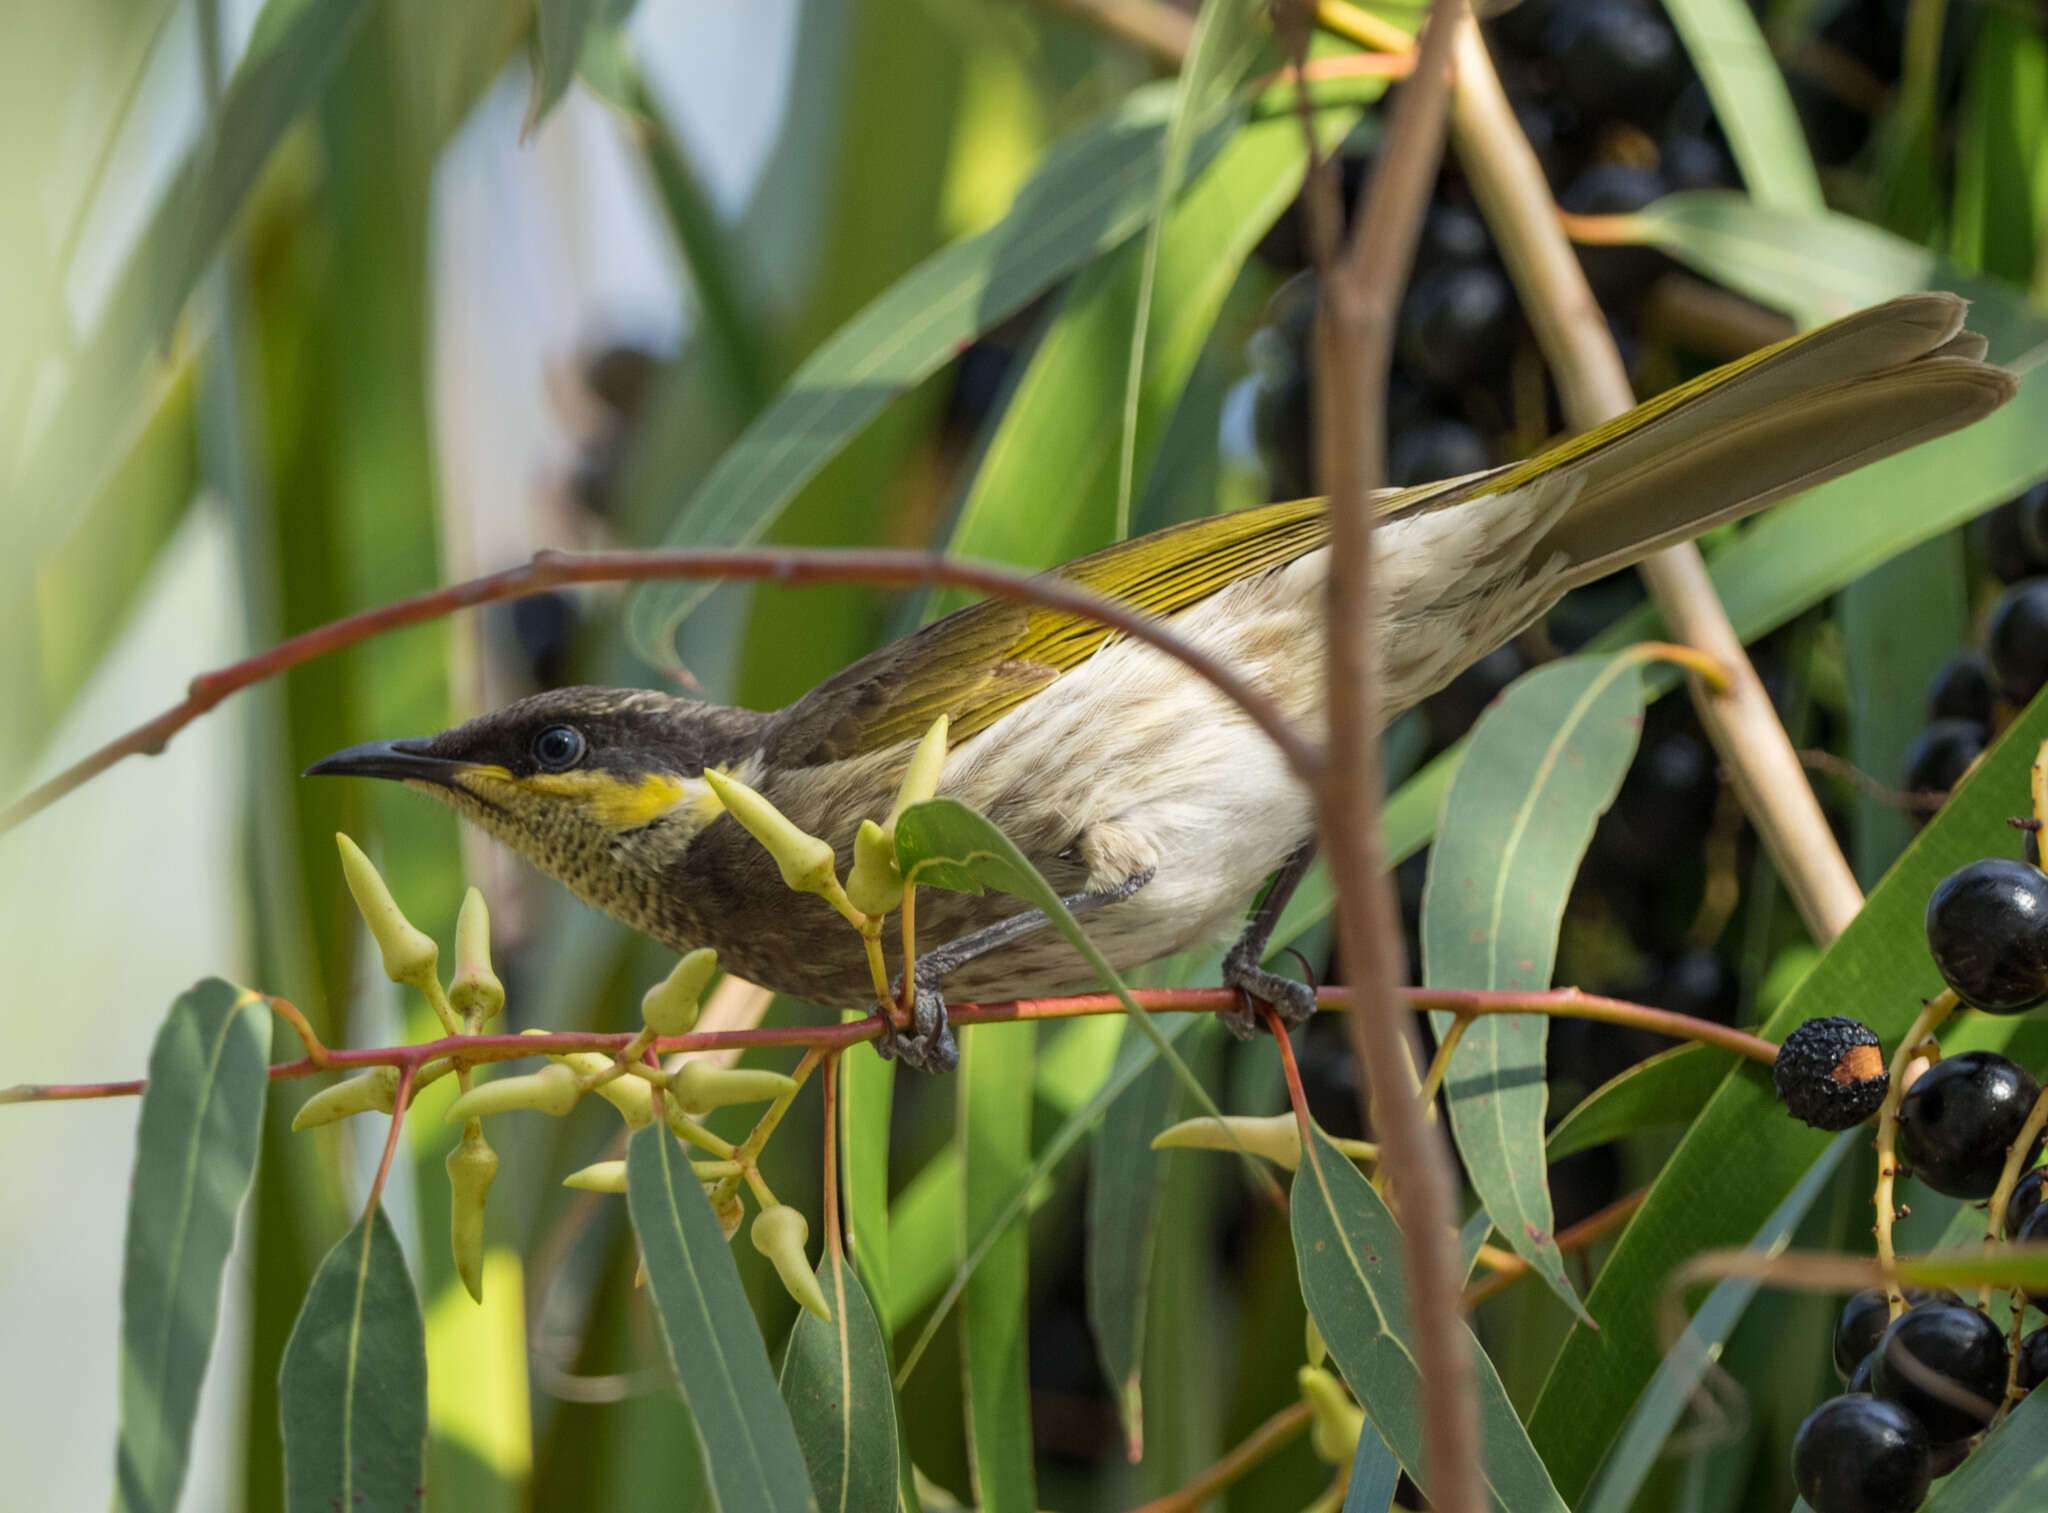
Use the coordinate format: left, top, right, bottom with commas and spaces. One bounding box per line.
446, 1129, 498, 1303
448, 887, 504, 1022
701, 769, 838, 897
845, 819, 903, 918
671, 1059, 799, 1115
335, 833, 438, 986
751, 1205, 829, 1321
1297, 1365, 1363, 1464
1150, 1113, 1377, 1171
552, 1053, 655, 1128
563, 1160, 628, 1193
1305, 1312, 1326, 1369
444, 1062, 582, 1122
291, 1066, 400, 1131
641, 948, 718, 1038
885, 714, 949, 833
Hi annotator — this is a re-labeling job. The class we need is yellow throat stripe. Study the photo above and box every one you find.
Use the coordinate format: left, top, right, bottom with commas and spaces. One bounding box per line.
460, 767, 723, 832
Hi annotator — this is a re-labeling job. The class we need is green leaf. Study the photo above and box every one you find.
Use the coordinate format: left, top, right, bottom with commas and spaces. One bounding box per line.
1423, 654, 1647, 1321
959, 1008, 1037, 1513
779, 1247, 899, 1513
1658, 0, 1822, 214
1524, 690, 2048, 1501
278, 1206, 427, 1513
113, 980, 271, 1513
1291, 1120, 1569, 1512
625, 1124, 819, 1513
1951, 7, 2048, 285
1543, 1044, 1729, 1162
1578, 1132, 1854, 1513
839, 1043, 897, 1333
527, 0, 599, 133
1113, 0, 1267, 537
1920, 1383, 2048, 1510
1086, 1029, 1179, 1457
930, 101, 1360, 616
1344, 1420, 1403, 1513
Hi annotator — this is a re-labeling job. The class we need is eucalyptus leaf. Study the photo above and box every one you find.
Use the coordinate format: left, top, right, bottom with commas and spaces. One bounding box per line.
780, 1249, 899, 1513
527, 0, 599, 131
1423, 654, 1647, 1321
1657, 0, 1822, 214
1920, 1385, 2048, 1510
114, 980, 271, 1513
626, 1124, 818, 1513
1343, 1418, 1403, 1513
1292, 1119, 1569, 1512
1544, 1043, 1729, 1162
959, 1008, 1036, 1513
278, 1207, 427, 1513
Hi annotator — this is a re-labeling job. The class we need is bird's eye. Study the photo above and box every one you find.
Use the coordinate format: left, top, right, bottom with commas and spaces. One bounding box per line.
532, 725, 586, 772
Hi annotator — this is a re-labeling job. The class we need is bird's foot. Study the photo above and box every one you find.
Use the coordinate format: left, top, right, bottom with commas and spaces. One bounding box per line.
1219, 944, 1316, 1041
873, 981, 960, 1074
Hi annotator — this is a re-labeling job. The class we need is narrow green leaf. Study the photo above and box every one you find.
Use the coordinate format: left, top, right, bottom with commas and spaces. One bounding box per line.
625, 1124, 819, 1513
527, 0, 599, 133
1578, 1132, 1854, 1513
1087, 1029, 1179, 1458
780, 1248, 899, 1513
839, 1044, 896, 1333
1291, 1120, 1569, 1512
932, 102, 1360, 615
1525, 690, 2048, 1501
1543, 1043, 1729, 1163
960, 1008, 1037, 1512
1920, 1384, 2048, 1510
278, 1206, 426, 1513
1113, 0, 1267, 537
1658, 0, 1823, 213
1951, 7, 2048, 285
1343, 1419, 1403, 1513
1423, 654, 1646, 1321
113, 979, 271, 1513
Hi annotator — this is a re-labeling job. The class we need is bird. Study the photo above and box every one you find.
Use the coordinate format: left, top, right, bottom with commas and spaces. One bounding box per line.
310, 293, 2014, 1072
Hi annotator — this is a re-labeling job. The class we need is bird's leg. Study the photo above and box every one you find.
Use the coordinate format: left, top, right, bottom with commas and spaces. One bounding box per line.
1220, 841, 1320, 1040
874, 866, 1157, 1074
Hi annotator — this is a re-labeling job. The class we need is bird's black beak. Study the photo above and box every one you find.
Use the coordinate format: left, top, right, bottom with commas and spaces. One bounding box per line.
304, 737, 461, 786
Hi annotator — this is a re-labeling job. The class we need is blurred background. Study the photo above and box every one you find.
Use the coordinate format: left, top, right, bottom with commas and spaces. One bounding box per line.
3, 0, 2046, 1509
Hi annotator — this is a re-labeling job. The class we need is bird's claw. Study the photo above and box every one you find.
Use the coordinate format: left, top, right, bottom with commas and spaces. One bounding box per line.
1220, 946, 1316, 1041
874, 981, 959, 1074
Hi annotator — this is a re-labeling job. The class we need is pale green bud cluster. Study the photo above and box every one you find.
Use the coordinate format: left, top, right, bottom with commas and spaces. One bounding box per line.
703, 769, 838, 898
336, 834, 439, 987
447, 1130, 498, 1303
752, 1205, 829, 1321
292, 1066, 400, 1131
642, 948, 718, 1037
449, 888, 504, 1023
1297, 1366, 1364, 1464
1151, 1112, 1378, 1171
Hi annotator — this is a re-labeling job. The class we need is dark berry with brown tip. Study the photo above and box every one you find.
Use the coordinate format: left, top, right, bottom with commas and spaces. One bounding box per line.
1897, 1051, 2043, 1198
1925, 859, 2048, 1013
1792, 1394, 1933, 1513
1871, 1301, 2010, 1442
1775, 1017, 1888, 1132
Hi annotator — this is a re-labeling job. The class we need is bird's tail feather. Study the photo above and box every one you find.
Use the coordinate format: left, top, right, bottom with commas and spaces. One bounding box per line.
1471, 292, 2018, 589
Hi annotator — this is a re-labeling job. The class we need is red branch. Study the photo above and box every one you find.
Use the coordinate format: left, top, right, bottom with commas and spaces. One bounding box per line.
0, 986, 1775, 1106
1, 546, 1321, 837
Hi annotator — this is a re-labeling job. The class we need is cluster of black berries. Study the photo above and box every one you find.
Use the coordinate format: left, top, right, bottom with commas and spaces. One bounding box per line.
1905, 483, 2048, 813
1774, 845, 2048, 1510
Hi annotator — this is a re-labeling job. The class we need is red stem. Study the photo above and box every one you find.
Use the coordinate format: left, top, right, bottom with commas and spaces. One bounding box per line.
0, 985, 1777, 1106
365, 1061, 417, 1211
1, 546, 1320, 838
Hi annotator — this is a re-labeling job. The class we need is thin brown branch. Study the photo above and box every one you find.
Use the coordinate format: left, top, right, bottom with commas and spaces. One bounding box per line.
0, 984, 1777, 1106
1464, 1188, 1649, 1308
1445, 16, 1864, 944
1124, 1398, 1315, 1513
1310, 0, 1478, 1507
1, 546, 1321, 838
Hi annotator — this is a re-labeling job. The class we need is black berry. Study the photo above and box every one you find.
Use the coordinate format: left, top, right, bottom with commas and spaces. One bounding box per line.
1983, 495, 2047, 584
1897, 1050, 2043, 1197
1792, 1394, 1933, 1513
1987, 578, 2048, 708
1901, 719, 1988, 808
1871, 1300, 2009, 1442
1388, 419, 1490, 487
2018, 1324, 2048, 1392
1925, 859, 2048, 1013
1776, 1017, 1888, 1132
1834, 1287, 1957, 1380
2006, 1164, 2048, 1239
1547, 0, 1687, 128
1925, 653, 1996, 727
1398, 265, 1517, 394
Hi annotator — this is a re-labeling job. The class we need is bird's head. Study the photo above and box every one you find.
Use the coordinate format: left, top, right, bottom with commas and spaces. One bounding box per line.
306, 687, 767, 920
